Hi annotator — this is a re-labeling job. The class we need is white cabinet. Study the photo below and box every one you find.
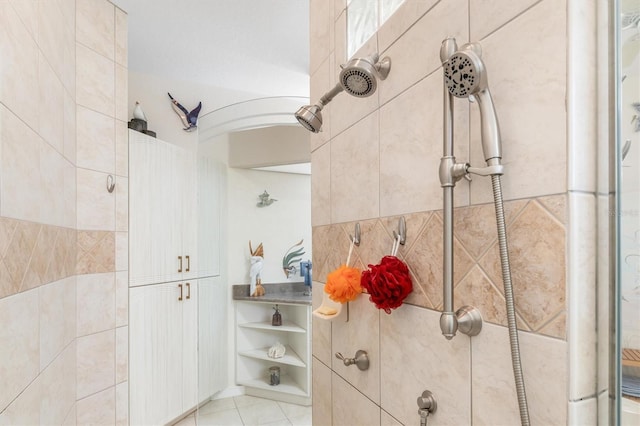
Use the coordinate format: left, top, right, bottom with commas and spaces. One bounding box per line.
129, 130, 226, 425
129, 281, 199, 425
129, 130, 220, 287
235, 301, 311, 405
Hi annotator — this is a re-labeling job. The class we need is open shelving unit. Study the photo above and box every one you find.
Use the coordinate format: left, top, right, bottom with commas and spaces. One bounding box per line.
235, 300, 311, 405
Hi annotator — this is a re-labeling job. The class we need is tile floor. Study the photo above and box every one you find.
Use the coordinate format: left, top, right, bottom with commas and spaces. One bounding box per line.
174, 395, 312, 426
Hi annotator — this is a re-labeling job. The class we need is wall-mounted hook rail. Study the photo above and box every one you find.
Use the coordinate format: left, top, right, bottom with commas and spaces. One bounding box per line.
350, 222, 361, 246
393, 216, 406, 245
106, 175, 115, 193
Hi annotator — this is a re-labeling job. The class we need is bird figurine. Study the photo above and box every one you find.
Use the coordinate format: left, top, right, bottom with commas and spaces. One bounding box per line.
249, 241, 265, 297
132, 101, 148, 122
167, 92, 202, 132
257, 190, 277, 207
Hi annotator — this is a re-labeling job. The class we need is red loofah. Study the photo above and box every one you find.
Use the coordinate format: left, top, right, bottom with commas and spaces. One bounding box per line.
361, 255, 413, 314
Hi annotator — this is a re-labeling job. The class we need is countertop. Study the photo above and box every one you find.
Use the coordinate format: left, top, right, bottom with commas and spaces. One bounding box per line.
232, 283, 312, 306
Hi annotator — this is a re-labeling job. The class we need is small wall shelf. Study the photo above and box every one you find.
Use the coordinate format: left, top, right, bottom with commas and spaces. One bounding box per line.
238, 345, 306, 367
239, 321, 306, 333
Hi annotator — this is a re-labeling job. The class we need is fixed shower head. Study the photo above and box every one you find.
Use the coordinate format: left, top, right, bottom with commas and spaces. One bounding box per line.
339, 54, 391, 97
443, 42, 501, 163
295, 53, 391, 132
295, 104, 323, 133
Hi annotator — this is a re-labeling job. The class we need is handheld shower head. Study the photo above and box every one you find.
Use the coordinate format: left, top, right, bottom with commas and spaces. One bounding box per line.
339, 54, 391, 97
443, 42, 501, 163
295, 53, 391, 132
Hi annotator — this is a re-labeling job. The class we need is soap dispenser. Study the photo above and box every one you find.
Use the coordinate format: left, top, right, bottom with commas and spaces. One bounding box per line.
272, 305, 282, 326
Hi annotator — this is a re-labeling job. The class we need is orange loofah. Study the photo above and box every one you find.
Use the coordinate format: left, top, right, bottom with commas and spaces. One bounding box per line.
324, 265, 362, 303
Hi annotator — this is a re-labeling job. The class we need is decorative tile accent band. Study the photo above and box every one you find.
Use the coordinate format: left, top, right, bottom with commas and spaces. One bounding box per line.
0, 217, 76, 300
76, 231, 116, 275
312, 194, 567, 339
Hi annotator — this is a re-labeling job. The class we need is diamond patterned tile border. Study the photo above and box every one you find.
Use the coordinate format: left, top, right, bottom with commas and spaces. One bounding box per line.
312, 194, 567, 339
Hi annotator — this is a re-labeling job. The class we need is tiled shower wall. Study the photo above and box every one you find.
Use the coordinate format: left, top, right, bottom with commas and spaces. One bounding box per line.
0, 0, 128, 424
310, 1, 580, 425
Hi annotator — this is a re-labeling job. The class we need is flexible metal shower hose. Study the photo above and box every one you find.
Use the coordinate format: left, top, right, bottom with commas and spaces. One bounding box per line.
491, 174, 531, 426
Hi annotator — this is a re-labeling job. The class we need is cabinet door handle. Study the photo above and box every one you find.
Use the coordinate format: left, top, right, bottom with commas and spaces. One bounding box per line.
178, 256, 183, 273
186, 282, 191, 300
185, 255, 190, 272
178, 284, 183, 301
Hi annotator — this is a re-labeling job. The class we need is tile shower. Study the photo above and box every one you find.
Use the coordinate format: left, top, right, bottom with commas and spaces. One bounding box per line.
309, 0, 599, 425
0, 0, 128, 423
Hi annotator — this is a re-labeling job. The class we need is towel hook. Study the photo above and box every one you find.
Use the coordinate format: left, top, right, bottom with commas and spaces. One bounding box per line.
350, 223, 361, 246
106, 175, 115, 193
393, 216, 406, 245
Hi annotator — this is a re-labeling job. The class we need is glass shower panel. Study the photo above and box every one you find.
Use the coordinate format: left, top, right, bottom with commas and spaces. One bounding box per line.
619, 0, 640, 412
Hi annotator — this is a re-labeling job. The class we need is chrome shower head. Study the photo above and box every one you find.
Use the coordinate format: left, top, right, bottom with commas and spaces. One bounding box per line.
443, 42, 501, 163
295, 104, 323, 133
339, 54, 391, 97
295, 53, 391, 132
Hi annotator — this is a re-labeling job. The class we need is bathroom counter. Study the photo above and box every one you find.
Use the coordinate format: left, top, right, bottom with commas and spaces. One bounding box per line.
232, 283, 312, 306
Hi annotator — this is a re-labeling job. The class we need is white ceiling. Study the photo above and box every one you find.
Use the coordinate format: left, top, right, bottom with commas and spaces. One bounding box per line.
112, 0, 310, 98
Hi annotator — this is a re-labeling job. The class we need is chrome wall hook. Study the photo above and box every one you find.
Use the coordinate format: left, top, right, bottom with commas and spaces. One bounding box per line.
393, 216, 406, 245
106, 175, 115, 193
350, 223, 361, 246
335, 350, 369, 371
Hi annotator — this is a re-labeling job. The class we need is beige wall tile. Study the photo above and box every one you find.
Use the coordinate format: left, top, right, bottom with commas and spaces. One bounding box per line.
0, 2, 39, 131
77, 168, 115, 231
115, 381, 128, 426
0, 371, 41, 426
40, 342, 76, 425
115, 326, 128, 384
377, 0, 440, 53
378, 0, 468, 106
115, 271, 128, 327
115, 231, 128, 271
77, 273, 115, 337
8, 0, 38, 38
38, 0, 66, 87
330, 111, 380, 223
312, 282, 332, 366
469, 0, 540, 40
39, 53, 65, 154
312, 358, 332, 426
568, 192, 597, 399
76, 0, 115, 60
332, 295, 380, 403
115, 176, 128, 232
379, 72, 469, 216
311, 142, 331, 226
332, 373, 380, 426
76, 386, 115, 425
115, 7, 128, 67
309, 0, 333, 76
76, 106, 115, 173
469, 0, 567, 204
0, 288, 40, 411
479, 201, 566, 331
115, 64, 128, 122
380, 305, 471, 426
1, 105, 44, 224
76, 43, 115, 117
63, 90, 77, 165
472, 323, 567, 425
40, 277, 76, 370
76, 329, 115, 399
115, 120, 129, 177
76, 230, 115, 274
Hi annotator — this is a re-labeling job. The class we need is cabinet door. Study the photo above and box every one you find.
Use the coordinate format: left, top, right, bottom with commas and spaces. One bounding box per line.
182, 281, 198, 411
178, 147, 198, 281
129, 131, 183, 286
129, 283, 184, 425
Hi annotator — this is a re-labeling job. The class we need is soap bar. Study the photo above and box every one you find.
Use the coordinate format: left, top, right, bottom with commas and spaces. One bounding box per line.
318, 306, 337, 315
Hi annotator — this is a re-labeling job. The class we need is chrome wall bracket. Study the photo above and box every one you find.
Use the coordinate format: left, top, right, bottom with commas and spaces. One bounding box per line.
417, 390, 437, 426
